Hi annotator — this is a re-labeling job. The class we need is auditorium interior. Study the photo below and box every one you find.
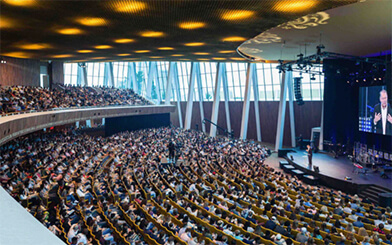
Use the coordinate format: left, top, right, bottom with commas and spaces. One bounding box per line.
0, 0, 392, 244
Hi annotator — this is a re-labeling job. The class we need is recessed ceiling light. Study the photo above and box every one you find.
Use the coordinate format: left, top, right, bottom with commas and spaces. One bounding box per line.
57, 28, 84, 35
158, 47, 174, 50
212, 57, 226, 60
3, 51, 31, 59
117, 53, 131, 56
52, 54, 74, 58
114, 38, 135, 43
17, 43, 52, 50
150, 56, 163, 59
218, 50, 235, 53
273, 0, 316, 12
197, 58, 209, 61
94, 45, 113, 49
222, 36, 246, 42
221, 10, 255, 21
91, 57, 106, 60
230, 57, 245, 61
77, 50, 94, 53
171, 54, 184, 57
111, 1, 147, 13
184, 42, 205, 47
140, 31, 165, 38
194, 52, 210, 55
3, 0, 37, 7
75, 17, 107, 26
134, 50, 150, 53
0, 16, 14, 29
178, 22, 206, 30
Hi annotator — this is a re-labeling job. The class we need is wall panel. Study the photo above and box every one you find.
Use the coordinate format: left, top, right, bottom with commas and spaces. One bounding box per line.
0, 57, 40, 86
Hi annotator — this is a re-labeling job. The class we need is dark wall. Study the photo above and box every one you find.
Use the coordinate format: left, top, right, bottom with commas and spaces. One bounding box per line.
105, 113, 170, 137
170, 101, 322, 146
0, 57, 40, 86
51, 61, 64, 85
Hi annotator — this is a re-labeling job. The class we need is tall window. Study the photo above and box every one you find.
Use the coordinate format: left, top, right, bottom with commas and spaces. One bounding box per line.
64, 63, 78, 86
86, 62, 105, 86
113, 62, 128, 88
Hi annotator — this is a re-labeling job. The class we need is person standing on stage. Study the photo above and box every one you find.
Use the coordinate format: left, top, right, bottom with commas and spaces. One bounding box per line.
306, 144, 313, 168
373, 89, 392, 135
168, 140, 176, 161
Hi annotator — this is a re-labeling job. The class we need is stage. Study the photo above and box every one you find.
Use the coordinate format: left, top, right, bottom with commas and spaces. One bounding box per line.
285, 150, 392, 191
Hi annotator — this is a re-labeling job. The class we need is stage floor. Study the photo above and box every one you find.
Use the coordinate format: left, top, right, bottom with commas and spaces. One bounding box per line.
287, 150, 392, 191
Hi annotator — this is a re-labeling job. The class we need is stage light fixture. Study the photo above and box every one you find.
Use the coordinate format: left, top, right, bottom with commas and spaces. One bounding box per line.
0, 57, 6, 64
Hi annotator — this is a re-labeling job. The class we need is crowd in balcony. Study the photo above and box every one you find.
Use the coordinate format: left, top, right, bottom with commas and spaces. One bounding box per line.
0, 127, 391, 245
0, 85, 152, 115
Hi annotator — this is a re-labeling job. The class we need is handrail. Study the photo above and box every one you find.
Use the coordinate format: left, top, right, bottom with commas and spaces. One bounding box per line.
202, 118, 233, 138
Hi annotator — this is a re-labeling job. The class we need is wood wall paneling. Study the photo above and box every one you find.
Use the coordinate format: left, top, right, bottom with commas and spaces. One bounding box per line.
0, 57, 40, 86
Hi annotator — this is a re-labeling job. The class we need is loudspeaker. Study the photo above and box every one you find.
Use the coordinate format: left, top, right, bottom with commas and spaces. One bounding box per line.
278, 149, 295, 158
313, 166, 320, 173
294, 77, 304, 106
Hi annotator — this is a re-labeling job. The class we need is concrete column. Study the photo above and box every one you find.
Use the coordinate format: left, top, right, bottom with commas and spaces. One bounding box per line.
240, 63, 253, 140
210, 62, 223, 137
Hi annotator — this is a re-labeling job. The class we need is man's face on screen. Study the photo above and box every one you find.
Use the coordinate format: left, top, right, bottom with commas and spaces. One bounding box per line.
380, 91, 388, 108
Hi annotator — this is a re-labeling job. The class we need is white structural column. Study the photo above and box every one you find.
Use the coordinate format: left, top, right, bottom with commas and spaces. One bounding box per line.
195, 63, 206, 133
146, 62, 157, 100
275, 71, 288, 151
240, 63, 253, 140
173, 64, 183, 128
286, 71, 296, 147
221, 64, 231, 133
184, 62, 197, 130
127, 62, 137, 90
78, 63, 88, 86
107, 62, 115, 87
210, 62, 223, 137
251, 63, 262, 141
165, 62, 175, 105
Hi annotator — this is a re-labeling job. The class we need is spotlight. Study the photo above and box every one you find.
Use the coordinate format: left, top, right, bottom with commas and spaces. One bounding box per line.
379, 77, 382, 80
0, 57, 6, 64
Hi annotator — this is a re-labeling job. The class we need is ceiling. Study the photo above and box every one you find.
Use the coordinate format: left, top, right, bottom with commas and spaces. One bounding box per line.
238, 0, 391, 62
0, 0, 357, 62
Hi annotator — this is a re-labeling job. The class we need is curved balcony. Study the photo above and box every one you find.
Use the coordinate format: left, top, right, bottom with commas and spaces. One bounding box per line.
0, 104, 175, 146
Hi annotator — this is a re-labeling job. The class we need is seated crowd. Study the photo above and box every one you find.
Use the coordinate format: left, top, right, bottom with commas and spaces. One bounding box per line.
0, 127, 391, 245
0, 85, 152, 115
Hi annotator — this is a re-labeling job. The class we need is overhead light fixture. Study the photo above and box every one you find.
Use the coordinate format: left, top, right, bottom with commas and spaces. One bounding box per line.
184, 42, 205, 47
140, 31, 165, 38
221, 10, 255, 21
117, 53, 131, 56
56, 28, 84, 35
0, 57, 6, 64
0, 16, 14, 29
52, 54, 74, 58
2, 52, 31, 59
158, 47, 174, 50
94, 45, 113, 49
111, 1, 147, 13
218, 50, 235, 54
17, 43, 52, 50
75, 17, 107, 26
273, 0, 316, 12
194, 52, 210, 55
178, 22, 206, 30
114, 38, 135, 43
77, 50, 94, 53
171, 54, 184, 57
222, 36, 246, 42
3, 0, 37, 7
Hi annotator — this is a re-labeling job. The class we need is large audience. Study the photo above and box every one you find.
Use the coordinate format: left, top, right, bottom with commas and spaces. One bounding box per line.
1, 127, 392, 245
0, 85, 152, 115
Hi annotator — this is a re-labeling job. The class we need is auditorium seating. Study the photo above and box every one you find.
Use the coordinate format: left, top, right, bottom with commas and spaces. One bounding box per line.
0, 127, 391, 245
0, 85, 152, 115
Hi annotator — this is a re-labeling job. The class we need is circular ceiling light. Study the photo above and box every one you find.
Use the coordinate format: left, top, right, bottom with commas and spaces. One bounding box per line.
75, 17, 107, 26
221, 10, 255, 21
178, 22, 206, 30
140, 31, 165, 38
